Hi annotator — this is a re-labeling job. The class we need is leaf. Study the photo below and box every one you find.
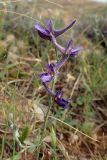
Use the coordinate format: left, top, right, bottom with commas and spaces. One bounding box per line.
20, 126, 29, 143
51, 127, 57, 148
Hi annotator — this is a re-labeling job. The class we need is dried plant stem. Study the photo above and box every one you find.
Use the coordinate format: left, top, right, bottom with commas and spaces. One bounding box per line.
70, 72, 81, 98
0, 9, 39, 22
45, 0, 63, 8
49, 116, 99, 142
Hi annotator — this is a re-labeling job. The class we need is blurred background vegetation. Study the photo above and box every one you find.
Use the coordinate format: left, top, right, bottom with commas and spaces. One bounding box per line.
0, 0, 107, 159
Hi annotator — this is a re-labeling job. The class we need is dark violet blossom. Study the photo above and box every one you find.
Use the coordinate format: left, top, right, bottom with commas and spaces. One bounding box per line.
39, 72, 53, 84
55, 91, 70, 109
35, 19, 76, 40
39, 64, 55, 83
39, 42, 71, 83
43, 82, 70, 109
39, 40, 82, 84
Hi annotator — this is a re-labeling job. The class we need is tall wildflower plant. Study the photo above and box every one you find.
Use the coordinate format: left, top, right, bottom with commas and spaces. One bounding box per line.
35, 19, 82, 158
35, 19, 82, 109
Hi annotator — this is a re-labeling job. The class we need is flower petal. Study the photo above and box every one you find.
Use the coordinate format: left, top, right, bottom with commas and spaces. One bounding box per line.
35, 23, 50, 39
55, 97, 70, 109
47, 19, 53, 32
39, 73, 53, 83
47, 63, 55, 74
56, 90, 63, 98
65, 39, 73, 54
43, 83, 70, 109
70, 46, 83, 56
54, 20, 76, 37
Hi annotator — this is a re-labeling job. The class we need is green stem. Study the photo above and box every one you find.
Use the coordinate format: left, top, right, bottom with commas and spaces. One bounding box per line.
36, 97, 53, 160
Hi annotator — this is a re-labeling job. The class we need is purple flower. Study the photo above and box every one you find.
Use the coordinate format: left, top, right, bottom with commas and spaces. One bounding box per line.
39, 40, 82, 84
36, 19, 83, 110
39, 64, 55, 83
39, 52, 70, 83
55, 91, 70, 109
51, 33, 83, 56
35, 19, 76, 40
43, 82, 70, 109
39, 73, 53, 84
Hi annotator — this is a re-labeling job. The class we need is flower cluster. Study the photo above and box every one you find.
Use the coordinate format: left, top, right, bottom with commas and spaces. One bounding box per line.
35, 19, 82, 109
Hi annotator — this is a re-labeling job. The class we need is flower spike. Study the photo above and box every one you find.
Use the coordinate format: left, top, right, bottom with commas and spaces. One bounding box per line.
36, 19, 83, 109
39, 42, 82, 84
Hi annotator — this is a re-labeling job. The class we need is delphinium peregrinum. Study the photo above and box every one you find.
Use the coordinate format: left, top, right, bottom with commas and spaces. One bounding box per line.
35, 19, 82, 159
35, 19, 82, 109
